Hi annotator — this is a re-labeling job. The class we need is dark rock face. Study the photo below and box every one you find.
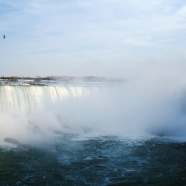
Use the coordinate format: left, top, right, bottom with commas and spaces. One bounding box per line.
4, 138, 20, 145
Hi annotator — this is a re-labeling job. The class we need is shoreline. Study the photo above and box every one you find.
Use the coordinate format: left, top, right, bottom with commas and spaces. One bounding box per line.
0, 76, 124, 86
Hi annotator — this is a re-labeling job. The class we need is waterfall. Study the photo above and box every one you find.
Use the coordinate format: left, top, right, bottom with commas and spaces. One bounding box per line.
0, 85, 92, 112
0, 80, 186, 146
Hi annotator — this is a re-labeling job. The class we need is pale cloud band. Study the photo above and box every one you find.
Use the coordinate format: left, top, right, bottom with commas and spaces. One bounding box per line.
0, 0, 186, 76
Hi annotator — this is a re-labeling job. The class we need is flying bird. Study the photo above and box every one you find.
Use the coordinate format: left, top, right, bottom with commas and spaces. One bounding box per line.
3, 35, 6, 39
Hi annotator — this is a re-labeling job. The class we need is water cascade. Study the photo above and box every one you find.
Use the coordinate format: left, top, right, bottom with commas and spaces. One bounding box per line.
0, 79, 186, 146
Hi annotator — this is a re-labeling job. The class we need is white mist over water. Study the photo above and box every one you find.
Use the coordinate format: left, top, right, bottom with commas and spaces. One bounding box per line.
0, 76, 186, 145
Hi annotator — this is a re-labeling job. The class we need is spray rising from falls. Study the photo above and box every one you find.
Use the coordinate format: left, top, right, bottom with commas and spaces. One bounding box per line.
0, 79, 186, 145
0, 84, 101, 145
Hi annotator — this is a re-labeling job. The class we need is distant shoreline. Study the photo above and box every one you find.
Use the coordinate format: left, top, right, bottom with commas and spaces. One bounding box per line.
0, 76, 124, 86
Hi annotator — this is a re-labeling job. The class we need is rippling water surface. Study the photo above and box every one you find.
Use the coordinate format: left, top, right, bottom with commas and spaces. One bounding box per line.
0, 136, 186, 186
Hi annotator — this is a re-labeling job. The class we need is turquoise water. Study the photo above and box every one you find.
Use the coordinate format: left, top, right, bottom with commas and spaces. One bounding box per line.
0, 136, 186, 186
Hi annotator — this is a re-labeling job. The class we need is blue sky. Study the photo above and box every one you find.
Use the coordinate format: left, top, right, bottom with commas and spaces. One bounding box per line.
0, 0, 186, 77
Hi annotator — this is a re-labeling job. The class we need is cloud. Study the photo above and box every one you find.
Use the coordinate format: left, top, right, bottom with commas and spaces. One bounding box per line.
0, 0, 186, 76
123, 38, 154, 47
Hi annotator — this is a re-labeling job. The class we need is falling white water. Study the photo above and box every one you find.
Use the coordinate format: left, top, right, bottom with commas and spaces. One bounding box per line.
0, 85, 97, 145
0, 85, 93, 112
0, 79, 186, 145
